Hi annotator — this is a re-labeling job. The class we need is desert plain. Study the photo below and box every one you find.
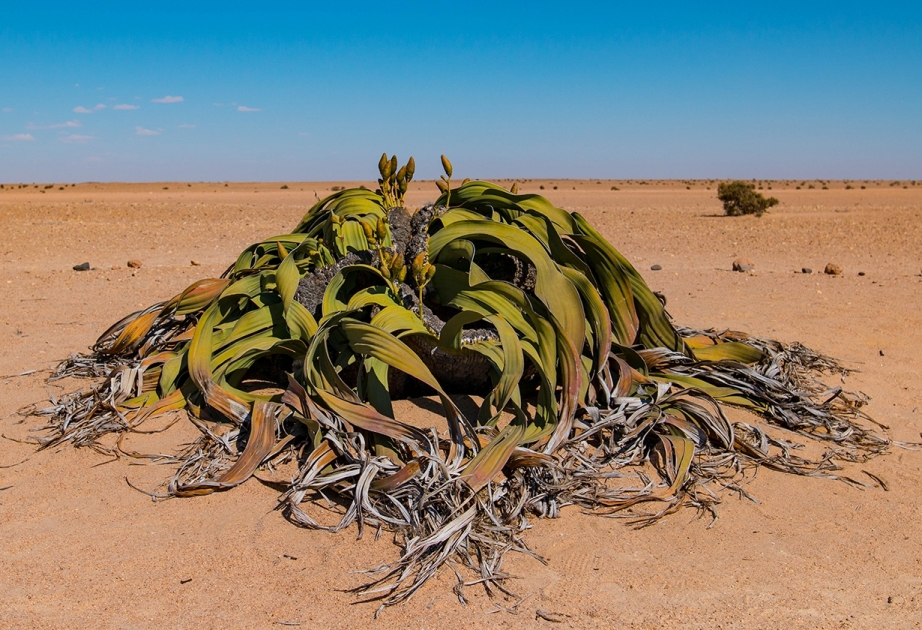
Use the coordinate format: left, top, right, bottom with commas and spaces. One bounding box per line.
1, 179, 921, 629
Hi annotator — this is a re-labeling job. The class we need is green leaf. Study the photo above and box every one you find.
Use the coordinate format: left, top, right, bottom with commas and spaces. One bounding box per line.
462, 423, 525, 492
691, 342, 764, 364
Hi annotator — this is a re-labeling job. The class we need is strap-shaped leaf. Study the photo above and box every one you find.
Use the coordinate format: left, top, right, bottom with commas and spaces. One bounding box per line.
573, 213, 684, 352
339, 319, 474, 463
175, 399, 280, 495
169, 278, 231, 316
428, 219, 585, 352
691, 342, 764, 364
462, 423, 525, 492
187, 302, 251, 424
654, 434, 695, 494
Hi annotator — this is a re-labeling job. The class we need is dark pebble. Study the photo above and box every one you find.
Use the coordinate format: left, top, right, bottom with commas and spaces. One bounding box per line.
650, 264, 662, 271
858, 271, 866, 276
802, 267, 812, 274
72, 262, 90, 271
879, 350, 885, 356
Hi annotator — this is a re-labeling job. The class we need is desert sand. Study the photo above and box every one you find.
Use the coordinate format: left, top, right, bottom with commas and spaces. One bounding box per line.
1, 179, 921, 629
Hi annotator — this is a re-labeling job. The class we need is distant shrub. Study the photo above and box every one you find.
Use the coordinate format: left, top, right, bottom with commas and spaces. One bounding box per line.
280, 184, 289, 189
717, 181, 779, 217
845, 185, 853, 189
611, 186, 619, 191
861, 185, 866, 189
553, 185, 558, 190
539, 185, 545, 189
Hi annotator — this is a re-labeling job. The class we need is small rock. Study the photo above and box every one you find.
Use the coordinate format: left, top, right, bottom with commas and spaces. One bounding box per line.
879, 350, 885, 357
111, 265, 122, 270
801, 267, 812, 274
824, 263, 842, 275
127, 259, 142, 269
190, 260, 201, 266
650, 264, 662, 271
72, 262, 90, 271
858, 271, 865, 276
732, 258, 755, 272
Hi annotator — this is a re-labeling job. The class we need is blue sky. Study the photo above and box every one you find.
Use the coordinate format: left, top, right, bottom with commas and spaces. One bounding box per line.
1, 2, 920, 181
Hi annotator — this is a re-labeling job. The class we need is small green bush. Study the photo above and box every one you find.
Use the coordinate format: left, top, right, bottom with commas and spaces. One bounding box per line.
717, 181, 779, 217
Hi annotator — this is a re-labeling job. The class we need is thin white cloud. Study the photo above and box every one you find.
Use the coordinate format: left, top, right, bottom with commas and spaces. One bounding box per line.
178, 123, 196, 128
28, 120, 81, 130
152, 95, 183, 104
114, 104, 140, 110
2, 133, 35, 142
136, 126, 161, 136
73, 106, 93, 114
237, 106, 260, 112
59, 134, 93, 144
93, 103, 107, 110
2, 107, 13, 113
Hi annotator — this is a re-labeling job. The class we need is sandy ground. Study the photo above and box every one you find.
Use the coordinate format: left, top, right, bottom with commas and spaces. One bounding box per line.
1, 179, 921, 629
